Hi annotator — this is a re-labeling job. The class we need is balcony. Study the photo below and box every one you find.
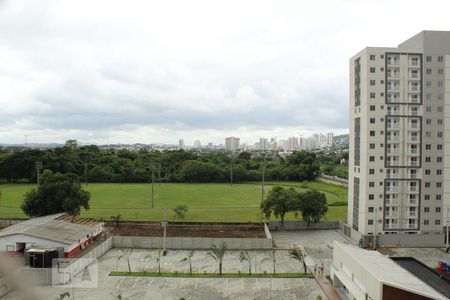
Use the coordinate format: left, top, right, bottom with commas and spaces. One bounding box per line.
405, 224, 418, 229
387, 136, 400, 141
406, 212, 417, 217
409, 136, 418, 141
387, 173, 400, 179
409, 60, 420, 66
387, 123, 400, 129
386, 188, 398, 193
388, 85, 400, 92
409, 174, 417, 179
408, 149, 419, 155
387, 58, 400, 66
387, 149, 398, 154
385, 200, 398, 205
408, 123, 419, 129
409, 161, 419, 167
408, 200, 417, 205
408, 187, 418, 192
409, 86, 420, 92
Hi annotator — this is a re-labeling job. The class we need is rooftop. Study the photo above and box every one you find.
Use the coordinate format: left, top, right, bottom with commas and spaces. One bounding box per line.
0, 213, 104, 246
334, 241, 447, 300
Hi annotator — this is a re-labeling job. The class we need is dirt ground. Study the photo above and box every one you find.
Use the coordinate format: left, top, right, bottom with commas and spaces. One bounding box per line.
108, 222, 267, 238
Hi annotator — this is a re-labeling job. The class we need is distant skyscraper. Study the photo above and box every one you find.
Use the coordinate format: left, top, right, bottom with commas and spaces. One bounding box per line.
327, 132, 334, 146
287, 137, 299, 151
259, 138, 270, 151
225, 137, 240, 151
178, 139, 184, 150
194, 140, 201, 148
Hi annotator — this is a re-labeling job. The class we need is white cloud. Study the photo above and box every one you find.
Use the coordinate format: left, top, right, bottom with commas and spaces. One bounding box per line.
0, 0, 449, 145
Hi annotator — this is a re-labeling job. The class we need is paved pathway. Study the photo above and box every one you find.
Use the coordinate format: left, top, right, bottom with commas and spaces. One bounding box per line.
314, 274, 342, 300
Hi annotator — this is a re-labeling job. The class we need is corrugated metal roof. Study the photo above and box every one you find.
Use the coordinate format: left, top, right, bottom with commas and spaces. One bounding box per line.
0, 213, 104, 246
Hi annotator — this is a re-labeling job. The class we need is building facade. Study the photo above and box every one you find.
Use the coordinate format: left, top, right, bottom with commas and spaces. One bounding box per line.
225, 136, 240, 151
348, 31, 450, 240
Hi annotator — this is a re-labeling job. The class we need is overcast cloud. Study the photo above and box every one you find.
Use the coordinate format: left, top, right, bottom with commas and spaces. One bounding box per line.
0, 0, 449, 145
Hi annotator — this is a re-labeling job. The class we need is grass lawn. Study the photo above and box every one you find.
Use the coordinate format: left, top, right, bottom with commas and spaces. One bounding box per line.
0, 181, 348, 222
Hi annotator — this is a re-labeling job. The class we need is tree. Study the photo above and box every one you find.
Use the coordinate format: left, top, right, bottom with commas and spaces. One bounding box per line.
172, 205, 188, 221
21, 171, 90, 217
239, 250, 252, 276
207, 242, 227, 275
111, 214, 121, 227
260, 186, 297, 224
117, 248, 133, 273
295, 191, 328, 223
289, 246, 307, 274
181, 250, 195, 275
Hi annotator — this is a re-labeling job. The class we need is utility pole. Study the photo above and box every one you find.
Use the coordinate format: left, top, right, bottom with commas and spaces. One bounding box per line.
162, 208, 168, 256
150, 163, 161, 208
35, 161, 42, 186
230, 154, 234, 186
84, 163, 88, 186
261, 152, 266, 204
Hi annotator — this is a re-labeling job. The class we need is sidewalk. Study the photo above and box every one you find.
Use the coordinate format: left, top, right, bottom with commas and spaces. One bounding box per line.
314, 273, 342, 300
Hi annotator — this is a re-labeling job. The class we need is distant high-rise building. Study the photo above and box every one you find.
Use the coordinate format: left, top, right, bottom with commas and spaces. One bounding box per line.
327, 132, 334, 146
178, 139, 184, 150
225, 136, 240, 151
258, 138, 270, 151
349, 31, 450, 239
287, 137, 299, 151
194, 140, 201, 148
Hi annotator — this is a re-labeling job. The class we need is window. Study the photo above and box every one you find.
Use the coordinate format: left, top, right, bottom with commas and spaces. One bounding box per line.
370, 92, 376, 99
438, 107, 443, 113
370, 143, 375, 149
426, 93, 431, 100
424, 194, 430, 200
369, 156, 375, 162
438, 94, 443, 100
369, 182, 375, 187
426, 131, 431, 138
436, 182, 442, 188
438, 132, 443, 138
424, 220, 429, 225
368, 207, 374, 213
370, 131, 375, 137
381, 54, 384, 59
426, 144, 431, 150
380, 67, 384, 71
437, 144, 443, 150
369, 194, 374, 200
370, 105, 376, 111
425, 169, 431, 175
438, 119, 443, 125
425, 182, 431, 188
426, 68, 432, 74
438, 69, 444, 75
424, 207, 430, 213
370, 118, 375, 124
436, 195, 442, 200
426, 81, 432, 87
426, 106, 432, 112
438, 56, 443, 62
368, 219, 374, 225
370, 67, 375, 73
425, 157, 431, 162
437, 157, 443, 163
438, 81, 443, 87
426, 56, 432, 62
370, 54, 375, 60
370, 80, 376, 86
436, 220, 441, 225
380, 80, 384, 84
369, 169, 375, 174
436, 207, 441, 213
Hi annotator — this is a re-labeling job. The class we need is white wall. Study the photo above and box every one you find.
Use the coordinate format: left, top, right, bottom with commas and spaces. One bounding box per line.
0, 234, 68, 252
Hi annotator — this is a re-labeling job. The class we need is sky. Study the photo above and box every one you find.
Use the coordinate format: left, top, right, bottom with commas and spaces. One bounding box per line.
0, 0, 449, 146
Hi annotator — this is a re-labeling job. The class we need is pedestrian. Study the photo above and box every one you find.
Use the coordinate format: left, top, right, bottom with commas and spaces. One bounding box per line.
313, 264, 317, 274
320, 262, 324, 275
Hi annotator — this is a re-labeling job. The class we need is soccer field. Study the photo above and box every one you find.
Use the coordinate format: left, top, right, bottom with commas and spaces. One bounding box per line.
0, 181, 348, 222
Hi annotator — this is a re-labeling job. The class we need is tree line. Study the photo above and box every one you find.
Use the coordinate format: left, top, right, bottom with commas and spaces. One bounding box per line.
0, 140, 321, 183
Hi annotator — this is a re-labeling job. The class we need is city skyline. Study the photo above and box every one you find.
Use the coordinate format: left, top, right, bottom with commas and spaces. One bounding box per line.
1, 0, 448, 145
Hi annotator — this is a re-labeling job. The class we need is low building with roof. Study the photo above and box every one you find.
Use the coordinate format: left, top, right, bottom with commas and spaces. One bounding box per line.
331, 241, 449, 300
0, 213, 104, 257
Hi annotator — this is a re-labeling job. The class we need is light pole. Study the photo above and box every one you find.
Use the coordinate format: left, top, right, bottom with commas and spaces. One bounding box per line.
149, 163, 161, 208
230, 153, 234, 186
35, 161, 42, 186
261, 152, 266, 204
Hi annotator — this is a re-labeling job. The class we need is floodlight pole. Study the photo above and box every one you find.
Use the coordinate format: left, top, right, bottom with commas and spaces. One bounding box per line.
35, 161, 42, 186
152, 170, 155, 208
261, 152, 266, 204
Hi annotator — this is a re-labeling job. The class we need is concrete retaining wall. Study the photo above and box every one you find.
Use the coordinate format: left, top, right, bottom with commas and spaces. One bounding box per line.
112, 236, 272, 250
268, 221, 340, 231
0, 218, 26, 229
378, 233, 445, 247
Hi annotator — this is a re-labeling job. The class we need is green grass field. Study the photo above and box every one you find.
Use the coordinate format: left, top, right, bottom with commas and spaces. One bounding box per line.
0, 181, 348, 222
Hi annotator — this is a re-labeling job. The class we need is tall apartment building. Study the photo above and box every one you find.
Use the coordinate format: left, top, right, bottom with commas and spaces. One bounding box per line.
287, 136, 299, 151
225, 136, 240, 151
327, 132, 334, 146
259, 138, 270, 151
178, 139, 184, 150
349, 31, 450, 239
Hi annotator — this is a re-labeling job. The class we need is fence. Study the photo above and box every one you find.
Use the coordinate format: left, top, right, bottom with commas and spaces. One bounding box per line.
268, 221, 340, 231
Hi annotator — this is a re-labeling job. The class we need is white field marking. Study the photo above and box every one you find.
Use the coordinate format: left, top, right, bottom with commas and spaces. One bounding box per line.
148, 277, 156, 287
195, 278, 199, 289
179, 279, 184, 289
117, 278, 125, 288
256, 278, 260, 290
163, 279, 169, 289
241, 278, 244, 289
210, 278, 214, 289
226, 278, 229, 289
